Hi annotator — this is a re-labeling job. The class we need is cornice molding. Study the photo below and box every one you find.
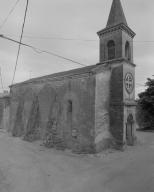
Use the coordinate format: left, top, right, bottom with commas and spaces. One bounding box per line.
123, 101, 138, 106
97, 23, 136, 39
96, 58, 136, 67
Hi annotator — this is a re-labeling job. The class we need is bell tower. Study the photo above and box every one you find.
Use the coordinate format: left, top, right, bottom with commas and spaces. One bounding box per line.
97, 0, 137, 150
97, 0, 136, 63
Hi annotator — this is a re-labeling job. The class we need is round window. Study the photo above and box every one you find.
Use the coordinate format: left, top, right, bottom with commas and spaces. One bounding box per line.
125, 73, 134, 94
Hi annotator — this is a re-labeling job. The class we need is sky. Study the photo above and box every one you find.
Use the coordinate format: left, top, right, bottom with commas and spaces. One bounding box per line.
0, 0, 154, 98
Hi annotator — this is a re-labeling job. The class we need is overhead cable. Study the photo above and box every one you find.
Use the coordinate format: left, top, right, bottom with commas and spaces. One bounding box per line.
5, 35, 98, 41
0, 0, 20, 30
4, 35, 154, 43
0, 35, 87, 67
135, 83, 145, 87
0, 35, 147, 87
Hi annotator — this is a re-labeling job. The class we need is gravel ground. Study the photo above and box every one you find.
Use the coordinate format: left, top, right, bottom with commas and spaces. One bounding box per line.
0, 129, 154, 192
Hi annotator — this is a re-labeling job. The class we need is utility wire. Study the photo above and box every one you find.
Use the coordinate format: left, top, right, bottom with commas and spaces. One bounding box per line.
4, 35, 154, 43
135, 83, 145, 87
12, 0, 29, 85
0, 0, 20, 30
0, 35, 87, 67
5, 35, 98, 41
0, 35, 147, 87
0, 68, 4, 92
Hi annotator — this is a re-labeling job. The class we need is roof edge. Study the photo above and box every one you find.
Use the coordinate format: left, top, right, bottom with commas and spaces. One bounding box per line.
9, 64, 101, 88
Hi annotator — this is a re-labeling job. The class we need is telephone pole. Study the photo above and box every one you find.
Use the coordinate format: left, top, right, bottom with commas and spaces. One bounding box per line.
12, 0, 30, 85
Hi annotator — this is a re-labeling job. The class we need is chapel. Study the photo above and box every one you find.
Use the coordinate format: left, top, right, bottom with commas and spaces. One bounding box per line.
9, 0, 137, 153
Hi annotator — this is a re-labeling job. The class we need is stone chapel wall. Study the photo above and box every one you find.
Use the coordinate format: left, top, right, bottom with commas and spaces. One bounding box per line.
10, 74, 96, 153
95, 68, 111, 152
0, 98, 4, 129
0, 96, 10, 131
110, 64, 124, 149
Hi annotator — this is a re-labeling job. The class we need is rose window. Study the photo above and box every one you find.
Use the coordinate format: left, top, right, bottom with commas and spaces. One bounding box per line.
125, 73, 134, 94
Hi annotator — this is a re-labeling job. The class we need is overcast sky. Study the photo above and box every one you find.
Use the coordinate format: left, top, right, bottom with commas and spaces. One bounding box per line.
0, 0, 154, 98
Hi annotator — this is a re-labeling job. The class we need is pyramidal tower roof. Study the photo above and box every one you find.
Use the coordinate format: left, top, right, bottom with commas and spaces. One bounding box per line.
106, 0, 128, 28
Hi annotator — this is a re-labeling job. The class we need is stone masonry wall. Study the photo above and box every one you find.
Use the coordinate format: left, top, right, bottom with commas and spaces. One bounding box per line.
2, 103, 10, 131
10, 74, 96, 154
95, 69, 111, 152
0, 99, 4, 129
0, 97, 10, 130
100, 29, 122, 62
110, 64, 124, 150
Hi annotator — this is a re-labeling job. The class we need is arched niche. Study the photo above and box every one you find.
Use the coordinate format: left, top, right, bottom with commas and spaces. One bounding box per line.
126, 114, 135, 146
23, 85, 36, 101
38, 83, 57, 138
23, 86, 36, 132
61, 91, 80, 149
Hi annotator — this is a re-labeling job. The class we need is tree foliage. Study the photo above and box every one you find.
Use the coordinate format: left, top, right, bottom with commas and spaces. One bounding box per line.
137, 77, 154, 128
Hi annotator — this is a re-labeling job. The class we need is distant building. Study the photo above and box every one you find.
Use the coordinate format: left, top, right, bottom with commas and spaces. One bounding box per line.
9, 0, 137, 153
0, 91, 10, 131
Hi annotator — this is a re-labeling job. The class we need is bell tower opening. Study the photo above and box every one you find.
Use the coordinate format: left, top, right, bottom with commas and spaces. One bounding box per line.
107, 40, 115, 60
125, 41, 131, 61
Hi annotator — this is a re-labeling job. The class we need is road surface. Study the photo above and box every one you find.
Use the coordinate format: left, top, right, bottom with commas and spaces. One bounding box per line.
0, 129, 154, 192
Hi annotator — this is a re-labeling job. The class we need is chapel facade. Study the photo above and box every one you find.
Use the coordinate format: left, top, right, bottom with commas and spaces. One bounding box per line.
9, 0, 137, 153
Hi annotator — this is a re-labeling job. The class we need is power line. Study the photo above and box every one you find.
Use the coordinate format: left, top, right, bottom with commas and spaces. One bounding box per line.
133, 41, 154, 43
0, 68, 4, 92
135, 83, 145, 87
31, 47, 87, 66
12, 0, 29, 85
0, 35, 147, 87
5, 35, 98, 41
0, 0, 20, 30
0, 36, 148, 88
0, 35, 87, 67
4, 35, 154, 43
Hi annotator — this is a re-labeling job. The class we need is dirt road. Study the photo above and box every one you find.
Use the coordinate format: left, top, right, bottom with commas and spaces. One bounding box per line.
0, 129, 154, 192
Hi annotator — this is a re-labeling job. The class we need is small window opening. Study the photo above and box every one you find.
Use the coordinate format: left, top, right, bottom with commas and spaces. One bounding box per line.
107, 40, 115, 60
68, 100, 73, 113
125, 41, 131, 61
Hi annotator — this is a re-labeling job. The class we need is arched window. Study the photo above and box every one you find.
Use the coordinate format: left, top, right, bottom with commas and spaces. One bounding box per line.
125, 41, 131, 61
107, 40, 115, 60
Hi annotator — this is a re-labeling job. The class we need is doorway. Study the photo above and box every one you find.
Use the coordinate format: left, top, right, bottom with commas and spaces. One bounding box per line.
126, 114, 134, 145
